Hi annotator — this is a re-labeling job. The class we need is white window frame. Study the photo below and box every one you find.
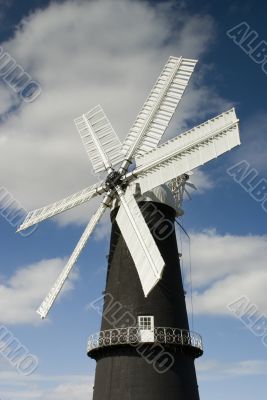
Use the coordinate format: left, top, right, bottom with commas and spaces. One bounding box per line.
138, 315, 155, 342
138, 315, 154, 330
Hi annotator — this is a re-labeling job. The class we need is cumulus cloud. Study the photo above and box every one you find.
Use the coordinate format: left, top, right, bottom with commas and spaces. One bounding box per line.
181, 230, 267, 316
0, 0, 231, 226
0, 257, 77, 324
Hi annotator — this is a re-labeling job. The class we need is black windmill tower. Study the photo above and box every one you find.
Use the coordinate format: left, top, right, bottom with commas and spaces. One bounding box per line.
18, 56, 240, 399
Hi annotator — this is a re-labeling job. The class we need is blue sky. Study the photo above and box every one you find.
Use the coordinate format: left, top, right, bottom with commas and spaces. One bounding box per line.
0, 0, 266, 399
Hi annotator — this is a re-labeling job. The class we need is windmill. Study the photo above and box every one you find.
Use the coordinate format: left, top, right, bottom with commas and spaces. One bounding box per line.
18, 56, 240, 400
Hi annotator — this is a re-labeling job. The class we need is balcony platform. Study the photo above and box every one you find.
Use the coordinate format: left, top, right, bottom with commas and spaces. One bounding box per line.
87, 327, 203, 359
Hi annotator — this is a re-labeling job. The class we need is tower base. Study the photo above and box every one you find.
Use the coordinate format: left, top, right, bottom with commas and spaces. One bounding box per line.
92, 346, 200, 400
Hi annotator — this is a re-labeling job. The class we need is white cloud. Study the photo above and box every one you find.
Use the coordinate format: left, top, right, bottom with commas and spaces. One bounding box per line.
0, 371, 94, 400
41, 382, 92, 400
37, 377, 93, 400
196, 358, 267, 381
186, 169, 213, 196
0, 0, 231, 226
181, 230, 267, 316
0, 84, 18, 114
93, 211, 111, 241
0, 258, 77, 324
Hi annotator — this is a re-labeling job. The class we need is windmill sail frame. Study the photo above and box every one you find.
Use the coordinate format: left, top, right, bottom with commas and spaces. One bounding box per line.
17, 56, 241, 319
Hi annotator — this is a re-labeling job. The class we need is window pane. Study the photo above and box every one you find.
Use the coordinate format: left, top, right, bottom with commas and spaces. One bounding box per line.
138, 316, 154, 330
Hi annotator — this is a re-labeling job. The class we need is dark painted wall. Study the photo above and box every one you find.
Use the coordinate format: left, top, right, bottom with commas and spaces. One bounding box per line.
93, 348, 200, 400
90, 201, 200, 400
102, 202, 189, 331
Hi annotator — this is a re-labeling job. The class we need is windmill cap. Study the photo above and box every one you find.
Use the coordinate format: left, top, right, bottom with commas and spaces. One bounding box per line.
111, 184, 176, 212
138, 184, 176, 211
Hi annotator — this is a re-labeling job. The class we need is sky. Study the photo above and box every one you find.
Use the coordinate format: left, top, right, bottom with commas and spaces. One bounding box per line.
0, 0, 266, 399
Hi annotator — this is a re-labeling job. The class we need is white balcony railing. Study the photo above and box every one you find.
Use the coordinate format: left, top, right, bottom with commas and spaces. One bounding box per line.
87, 327, 203, 354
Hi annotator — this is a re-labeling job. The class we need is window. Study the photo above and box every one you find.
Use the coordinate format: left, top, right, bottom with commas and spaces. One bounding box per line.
138, 316, 154, 331
138, 316, 155, 342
